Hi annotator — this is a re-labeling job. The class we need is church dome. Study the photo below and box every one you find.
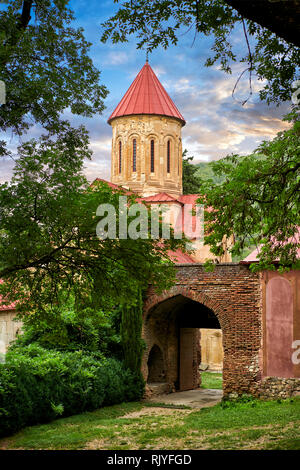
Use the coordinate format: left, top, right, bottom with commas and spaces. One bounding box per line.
108, 61, 185, 126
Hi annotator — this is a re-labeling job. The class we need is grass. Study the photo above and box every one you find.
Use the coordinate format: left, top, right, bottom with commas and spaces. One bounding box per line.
0, 396, 299, 450
200, 371, 223, 389
144, 402, 191, 409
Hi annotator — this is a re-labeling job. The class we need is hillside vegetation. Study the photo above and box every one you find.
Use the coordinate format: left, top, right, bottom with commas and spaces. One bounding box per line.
191, 159, 256, 262
195, 162, 226, 186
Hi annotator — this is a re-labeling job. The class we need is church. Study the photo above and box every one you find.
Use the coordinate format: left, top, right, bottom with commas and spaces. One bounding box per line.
95, 60, 230, 377
98, 61, 300, 397
97, 60, 232, 265
1, 62, 299, 400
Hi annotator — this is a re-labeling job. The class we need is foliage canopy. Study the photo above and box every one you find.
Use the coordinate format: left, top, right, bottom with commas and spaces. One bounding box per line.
0, 0, 108, 156
198, 115, 300, 270
0, 130, 185, 317
101, 0, 300, 105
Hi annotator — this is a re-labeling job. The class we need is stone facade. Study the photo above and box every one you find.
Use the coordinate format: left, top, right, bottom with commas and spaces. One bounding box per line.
253, 377, 300, 399
110, 114, 183, 198
200, 328, 223, 371
0, 310, 22, 352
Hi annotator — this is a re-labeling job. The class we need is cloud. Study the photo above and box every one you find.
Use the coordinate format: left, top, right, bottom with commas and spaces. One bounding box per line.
152, 66, 167, 78
164, 67, 290, 162
0, 0, 293, 181
104, 52, 129, 66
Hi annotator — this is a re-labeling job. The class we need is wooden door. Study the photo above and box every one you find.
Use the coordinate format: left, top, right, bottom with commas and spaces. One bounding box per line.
179, 328, 198, 391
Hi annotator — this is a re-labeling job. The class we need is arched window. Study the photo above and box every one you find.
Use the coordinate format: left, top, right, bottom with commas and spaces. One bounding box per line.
133, 139, 137, 172
147, 344, 165, 383
167, 140, 171, 173
118, 141, 122, 174
150, 139, 155, 173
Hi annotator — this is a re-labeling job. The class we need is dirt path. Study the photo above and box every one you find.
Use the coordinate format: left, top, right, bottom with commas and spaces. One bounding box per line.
145, 388, 223, 409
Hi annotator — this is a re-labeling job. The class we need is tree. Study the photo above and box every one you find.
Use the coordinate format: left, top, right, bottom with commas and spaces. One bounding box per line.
223, 1, 300, 47
101, 1, 300, 267
0, 131, 185, 317
198, 114, 300, 270
0, 0, 108, 156
182, 150, 202, 194
12, 294, 123, 357
120, 287, 145, 373
101, 0, 300, 104
0, 1, 188, 332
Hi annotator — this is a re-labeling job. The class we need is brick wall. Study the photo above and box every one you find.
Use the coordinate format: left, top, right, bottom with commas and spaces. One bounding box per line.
143, 263, 263, 397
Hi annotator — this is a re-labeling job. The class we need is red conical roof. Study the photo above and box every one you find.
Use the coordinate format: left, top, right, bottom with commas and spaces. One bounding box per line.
108, 61, 185, 125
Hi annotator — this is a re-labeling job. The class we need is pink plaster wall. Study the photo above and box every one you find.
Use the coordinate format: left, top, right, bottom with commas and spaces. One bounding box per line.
266, 277, 294, 378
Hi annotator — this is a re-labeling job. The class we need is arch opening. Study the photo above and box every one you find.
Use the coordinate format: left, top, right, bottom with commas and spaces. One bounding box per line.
147, 344, 166, 383
144, 294, 223, 392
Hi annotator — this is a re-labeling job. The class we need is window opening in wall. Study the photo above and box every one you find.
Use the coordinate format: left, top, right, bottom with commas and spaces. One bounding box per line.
151, 139, 155, 173
133, 139, 137, 172
119, 141, 122, 173
167, 140, 171, 173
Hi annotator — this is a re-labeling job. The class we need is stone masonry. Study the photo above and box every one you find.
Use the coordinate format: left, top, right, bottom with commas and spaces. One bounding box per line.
110, 114, 183, 198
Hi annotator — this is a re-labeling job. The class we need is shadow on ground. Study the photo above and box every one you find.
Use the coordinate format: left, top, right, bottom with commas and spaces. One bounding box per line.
144, 388, 223, 408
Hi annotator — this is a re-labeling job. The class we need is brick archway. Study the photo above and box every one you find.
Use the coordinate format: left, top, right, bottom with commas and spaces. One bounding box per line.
143, 287, 225, 393
143, 285, 223, 326
142, 263, 263, 397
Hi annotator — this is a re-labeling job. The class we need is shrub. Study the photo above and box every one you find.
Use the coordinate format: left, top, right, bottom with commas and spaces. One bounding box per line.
0, 344, 144, 437
13, 300, 122, 358
221, 394, 257, 409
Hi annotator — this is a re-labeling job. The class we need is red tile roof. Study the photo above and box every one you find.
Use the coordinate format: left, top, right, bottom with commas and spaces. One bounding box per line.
91, 179, 199, 264
108, 62, 185, 125
240, 248, 261, 264
168, 249, 195, 264
240, 228, 300, 264
142, 192, 183, 204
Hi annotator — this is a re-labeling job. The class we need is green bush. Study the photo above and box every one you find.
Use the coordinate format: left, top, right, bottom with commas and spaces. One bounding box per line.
0, 344, 144, 437
13, 300, 122, 358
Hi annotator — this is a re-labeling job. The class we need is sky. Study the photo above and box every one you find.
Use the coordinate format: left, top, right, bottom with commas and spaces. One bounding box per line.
0, 0, 291, 183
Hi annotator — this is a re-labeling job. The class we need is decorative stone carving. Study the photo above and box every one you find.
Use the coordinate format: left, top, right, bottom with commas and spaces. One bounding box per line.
110, 114, 183, 198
